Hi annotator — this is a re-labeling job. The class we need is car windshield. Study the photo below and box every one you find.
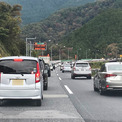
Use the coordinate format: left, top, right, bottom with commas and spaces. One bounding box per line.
76, 63, 88, 67
108, 64, 122, 71
0, 60, 37, 74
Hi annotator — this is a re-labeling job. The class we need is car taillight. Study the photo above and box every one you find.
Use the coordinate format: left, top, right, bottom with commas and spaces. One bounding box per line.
104, 74, 116, 78
14, 59, 23, 62
35, 62, 40, 83
73, 67, 76, 70
0, 73, 1, 83
106, 85, 109, 88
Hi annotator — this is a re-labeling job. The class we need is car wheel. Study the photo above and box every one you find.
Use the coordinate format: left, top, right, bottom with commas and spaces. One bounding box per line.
36, 99, 41, 106
0, 100, 3, 106
71, 74, 75, 79
94, 84, 98, 92
87, 75, 91, 79
48, 71, 51, 77
44, 82, 48, 90
99, 83, 105, 95
62, 70, 64, 73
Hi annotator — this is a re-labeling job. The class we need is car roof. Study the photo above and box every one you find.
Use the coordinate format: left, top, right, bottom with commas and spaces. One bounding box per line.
75, 60, 89, 63
0, 56, 38, 61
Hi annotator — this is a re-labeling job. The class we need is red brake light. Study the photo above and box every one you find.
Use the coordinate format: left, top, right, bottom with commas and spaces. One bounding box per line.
14, 59, 23, 62
0, 73, 1, 82
73, 67, 76, 70
104, 74, 116, 78
106, 85, 109, 88
35, 62, 40, 83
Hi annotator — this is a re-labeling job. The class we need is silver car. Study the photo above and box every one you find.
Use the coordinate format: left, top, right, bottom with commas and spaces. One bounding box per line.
71, 61, 91, 79
93, 62, 122, 95
62, 64, 72, 73
0, 56, 43, 106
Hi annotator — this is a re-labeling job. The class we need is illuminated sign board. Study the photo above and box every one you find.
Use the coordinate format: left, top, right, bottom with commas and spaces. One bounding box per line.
34, 42, 47, 50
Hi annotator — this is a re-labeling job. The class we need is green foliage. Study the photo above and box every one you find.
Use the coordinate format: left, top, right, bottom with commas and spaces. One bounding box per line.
2, 0, 95, 24
0, 2, 25, 56
61, 8, 122, 59
22, 0, 117, 44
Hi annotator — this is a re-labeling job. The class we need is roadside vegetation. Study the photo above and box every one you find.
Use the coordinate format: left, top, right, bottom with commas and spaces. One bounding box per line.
0, 2, 25, 56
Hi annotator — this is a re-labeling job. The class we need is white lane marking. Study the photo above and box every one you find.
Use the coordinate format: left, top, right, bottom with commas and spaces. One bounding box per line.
44, 94, 68, 98
59, 77, 62, 80
57, 74, 59, 76
64, 85, 73, 94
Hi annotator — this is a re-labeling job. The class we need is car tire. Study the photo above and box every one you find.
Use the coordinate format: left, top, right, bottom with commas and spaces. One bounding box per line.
62, 70, 64, 73
36, 99, 41, 106
87, 75, 91, 79
99, 83, 106, 95
44, 82, 48, 90
71, 74, 75, 79
48, 71, 51, 77
94, 84, 99, 92
0, 100, 3, 106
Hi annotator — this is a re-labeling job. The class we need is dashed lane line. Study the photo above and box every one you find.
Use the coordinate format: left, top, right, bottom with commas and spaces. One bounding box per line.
64, 85, 73, 94
59, 77, 62, 80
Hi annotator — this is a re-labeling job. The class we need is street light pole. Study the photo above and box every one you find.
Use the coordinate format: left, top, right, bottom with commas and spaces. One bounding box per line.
26, 37, 36, 56
51, 46, 52, 61
86, 50, 87, 59
68, 48, 69, 60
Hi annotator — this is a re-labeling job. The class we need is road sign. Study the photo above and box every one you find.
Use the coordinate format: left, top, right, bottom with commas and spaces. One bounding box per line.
34, 42, 47, 50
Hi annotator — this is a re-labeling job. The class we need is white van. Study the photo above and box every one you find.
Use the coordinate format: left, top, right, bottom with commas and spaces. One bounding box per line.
0, 56, 43, 106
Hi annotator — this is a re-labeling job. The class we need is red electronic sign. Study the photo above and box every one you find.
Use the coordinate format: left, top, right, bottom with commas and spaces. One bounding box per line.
34, 42, 47, 50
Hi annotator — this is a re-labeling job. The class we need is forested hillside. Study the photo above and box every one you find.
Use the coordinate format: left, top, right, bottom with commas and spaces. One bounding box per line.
61, 8, 122, 59
0, 2, 25, 56
2, 0, 95, 24
22, 0, 119, 43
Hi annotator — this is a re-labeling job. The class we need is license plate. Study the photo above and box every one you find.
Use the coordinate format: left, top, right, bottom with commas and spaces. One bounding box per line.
81, 69, 84, 71
12, 80, 24, 85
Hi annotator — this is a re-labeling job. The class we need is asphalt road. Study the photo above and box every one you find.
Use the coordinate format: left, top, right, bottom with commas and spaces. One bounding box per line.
0, 69, 83, 122
57, 67, 122, 122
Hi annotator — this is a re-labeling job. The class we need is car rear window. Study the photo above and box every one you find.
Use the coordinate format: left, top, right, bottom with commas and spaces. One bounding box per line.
108, 64, 122, 71
76, 63, 88, 67
0, 60, 37, 74
64, 64, 71, 67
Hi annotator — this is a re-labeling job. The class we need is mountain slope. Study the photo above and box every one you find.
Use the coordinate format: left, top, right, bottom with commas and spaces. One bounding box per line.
2, 0, 95, 24
61, 8, 122, 59
22, 0, 119, 43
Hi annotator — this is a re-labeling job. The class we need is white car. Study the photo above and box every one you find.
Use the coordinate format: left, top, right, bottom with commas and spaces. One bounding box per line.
0, 56, 43, 106
71, 61, 91, 79
93, 62, 122, 95
62, 64, 72, 73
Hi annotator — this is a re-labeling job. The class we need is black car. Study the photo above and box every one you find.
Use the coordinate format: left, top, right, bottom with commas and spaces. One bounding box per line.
39, 59, 48, 90
45, 63, 51, 77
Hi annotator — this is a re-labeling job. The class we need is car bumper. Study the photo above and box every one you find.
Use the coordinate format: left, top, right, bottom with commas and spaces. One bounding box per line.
103, 82, 122, 91
72, 72, 91, 77
0, 89, 42, 99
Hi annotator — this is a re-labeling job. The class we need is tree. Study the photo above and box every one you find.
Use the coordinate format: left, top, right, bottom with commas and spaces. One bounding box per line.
106, 43, 118, 59
0, 2, 24, 56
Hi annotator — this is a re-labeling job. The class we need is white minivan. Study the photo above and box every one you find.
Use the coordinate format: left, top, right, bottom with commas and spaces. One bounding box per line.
0, 56, 43, 106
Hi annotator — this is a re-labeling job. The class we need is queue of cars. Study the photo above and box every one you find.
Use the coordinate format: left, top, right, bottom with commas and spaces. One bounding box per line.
61, 61, 92, 79
61, 60, 122, 95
